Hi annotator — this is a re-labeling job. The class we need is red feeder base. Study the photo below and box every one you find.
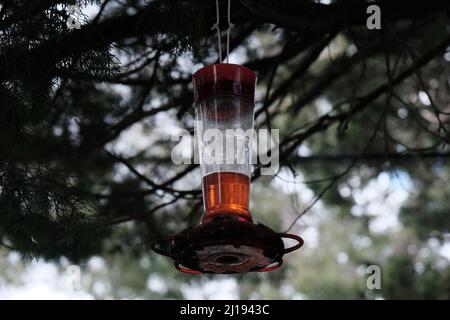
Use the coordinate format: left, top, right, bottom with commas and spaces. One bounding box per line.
151, 215, 303, 274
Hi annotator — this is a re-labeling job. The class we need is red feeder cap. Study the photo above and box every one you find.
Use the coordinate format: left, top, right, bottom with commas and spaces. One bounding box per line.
193, 64, 257, 103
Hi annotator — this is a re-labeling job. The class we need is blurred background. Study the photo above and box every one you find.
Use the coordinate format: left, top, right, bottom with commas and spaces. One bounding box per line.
1, 0, 450, 299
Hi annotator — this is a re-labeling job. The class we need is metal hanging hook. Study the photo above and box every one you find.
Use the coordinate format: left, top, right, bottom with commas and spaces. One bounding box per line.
211, 0, 233, 63
211, 0, 223, 63
226, 0, 234, 63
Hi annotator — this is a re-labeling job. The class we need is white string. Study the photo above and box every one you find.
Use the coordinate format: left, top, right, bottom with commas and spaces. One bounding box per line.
211, 0, 222, 63
225, 0, 234, 63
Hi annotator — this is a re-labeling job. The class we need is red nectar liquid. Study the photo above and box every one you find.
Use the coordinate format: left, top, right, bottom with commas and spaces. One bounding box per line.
201, 172, 252, 223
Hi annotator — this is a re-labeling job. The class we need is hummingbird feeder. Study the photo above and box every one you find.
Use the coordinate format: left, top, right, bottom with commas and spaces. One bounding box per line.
151, 64, 303, 274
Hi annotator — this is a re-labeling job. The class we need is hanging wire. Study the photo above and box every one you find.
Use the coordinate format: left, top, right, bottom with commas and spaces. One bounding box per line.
211, 0, 223, 63
211, 0, 233, 63
225, 0, 234, 63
